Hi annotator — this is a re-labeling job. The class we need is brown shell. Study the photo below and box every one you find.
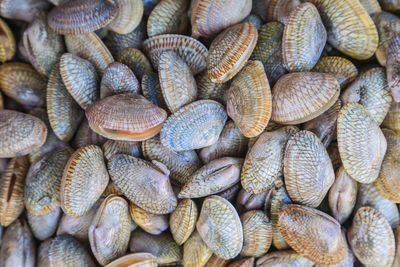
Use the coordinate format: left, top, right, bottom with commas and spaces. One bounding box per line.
107, 0, 143, 34
205, 255, 231, 267
383, 104, 400, 136
183, 231, 213, 267
27, 207, 61, 241
348, 207, 395, 267
72, 118, 107, 149
105, 253, 157, 267
359, 0, 382, 14
117, 47, 152, 81
386, 33, 400, 102
102, 140, 141, 162
0, 0, 51, 22
278, 204, 346, 265
379, 0, 400, 11
129, 202, 169, 235
141, 72, 167, 109
236, 189, 268, 214
256, 250, 314, 267
271, 72, 340, 125
207, 22, 258, 83
196, 70, 229, 104
170, 199, 198, 245
0, 18, 15, 63
217, 183, 241, 202
47, 0, 118, 35
393, 226, 400, 267
267, 0, 301, 25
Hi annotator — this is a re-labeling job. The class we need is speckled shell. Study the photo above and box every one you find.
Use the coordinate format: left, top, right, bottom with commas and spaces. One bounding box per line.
359, 0, 382, 14
278, 205, 346, 265
271, 72, 340, 125
256, 250, 314, 267
141, 72, 167, 109
309, 0, 378, 60
197, 195, 243, 260
386, 33, 400, 102
106, 253, 158, 267
0, 110, 47, 158
283, 3, 327, 72
196, 70, 229, 104
108, 154, 177, 214
348, 207, 395, 267
47, 0, 117, 34
0, 0, 50, 22
170, 199, 198, 245
61, 145, 109, 217
129, 202, 169, 235
241, 126, 299, 194
86, 94, 167, 141
0, 18, 15, 63
107, 0, 143, 34
0, 62, 46, 109
337, 103, 387, 183
226, 60, 272, 137
143, 34, 208, 75
103, 140, 141, 162
38, 235, 95, 267
207, 22, 258, 83
267, 0, 301, 25
27, 207, 62, 241
161, 100, 227, 151
25, 147, 73, 215
383, 102, 400, 135
73, 118, 107, 149
183, 231, 213, 267
117, 48, 152, 81
191, 0, 252, 37
158, 51, 197, 113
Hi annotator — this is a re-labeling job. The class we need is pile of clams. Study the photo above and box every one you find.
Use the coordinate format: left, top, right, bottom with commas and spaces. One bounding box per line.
1, 0, 400, 266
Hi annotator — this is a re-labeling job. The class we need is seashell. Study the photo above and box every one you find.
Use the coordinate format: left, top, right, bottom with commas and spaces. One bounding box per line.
191, 0, 252, 37
386, 33, 400, 102
130, 229, 182, 264
0, 0, 51, 22
117, 47, 152, 81
282, 3, 327, 72
0, 92, 2, 109
106, 253, 158, 267
142, 72, 167, 109
170, 199, 198, 245
0, 219, 36, 267
143, 0, 161, 15
103, 140, 141, 162
379, 0, 400, 11
236, 189, 268, 213
60, 53, 99, 110
38, 235, 95, 267
89, 195, 131, 265
309, 0, 378, 60
147, 0, 189, 37
337, 103, 387, 183
107, 0, 143, 34
243, 14, 263, 30
327, 141, 342, 171
160, 100, 227, 151
267, 0, 301, 25
348, 207, 395, 267
0, 110, 47, 158
312, 56, 358, 89
0, 18, 15, 63
240, 210, 272, 257
226, 60, 272, 137
250, 22, 287, 86
217, 182, 241, 202
328, 166, 358, 224
393, 226, 400, 267
108, 154, 177, 214
47, 0, 117, 35
183, 231, 213, 267
73, 118, 107, 148
158, 50, 197, 113
207, 22, 257, 83
197, 195, 243, 260
374, 129, 400, 202
252, 0, 268, 21
100, 62, 140, 99
61, 145, 109, 217
228, 258, 254, 267
359, 0, 382, 14
65, 32, 114, 76
129, 202, 169, 235
179, 157, 243, 198
256, 250, 314, 266
0, 62, 46, 109
196, 70, 229, 104
86, 93, 167, 141
205, 254, 231, 267
271, 72, 340, 125
25, 146, 73, 215
143, 34, 208, 75
278, 204, 346, 265
27, 207, 62, 241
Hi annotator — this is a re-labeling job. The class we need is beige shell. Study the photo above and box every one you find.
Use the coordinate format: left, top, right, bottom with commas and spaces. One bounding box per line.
0, 0, 50, 22
196, 70, 229, 104
0, 18, 15, 63
359, 0, 382, 14
386, 33, 400, 102
267, 0, 301, 25
107, 0, 143, 34
117, 47, 153, 80
105, 253, 157, 267
383, 103, 400, 135
183, 231, 213, 267
170, 198, 198, 245
129, 202, 169, 235
256, 250, 314, 267
27, 207, 61, 241
393, 226, 400, 267
102, 140, 141, 162
72, 118, 107, 149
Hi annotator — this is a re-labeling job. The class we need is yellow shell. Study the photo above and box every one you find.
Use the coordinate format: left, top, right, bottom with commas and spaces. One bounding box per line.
359, 0, 382, 14
183, 231, 213, 267
105, 253, 157, 267
107, 0, 143, 34
0, 18, 15, 63
129, 202, 169, 235
170, 199, 198, 245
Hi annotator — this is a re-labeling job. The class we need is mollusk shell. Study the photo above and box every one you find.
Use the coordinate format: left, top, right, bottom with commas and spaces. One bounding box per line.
103, 140, 141, 162
373, 12, 400, 66
27, 207, 61, 241
117, 47, 152, 80
267, 0, 301, 25
107, 0, 143, 34
129, 202, 169, 235
170, 198, 198, 245
141, 72, 167, 109
382, 102, 400, 134
386, 33, 400, 102
105, 253, 157, 267
196, 70, 229, 104
183, 231, 213, 267
256, 250, 314, 266
0, 18, 15, 63
0, 0, 51, 22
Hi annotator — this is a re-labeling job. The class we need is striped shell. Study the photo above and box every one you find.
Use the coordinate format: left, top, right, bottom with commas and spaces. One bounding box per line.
61, 145, 109, 217
267, 0, 301, 25
129, 202, 169, 235
207, 22, 258, 83
0, 18, 15, 63
205, 254, 231, 267
359, 0, 382, 14
73, 118, 107, 149
383, 102, 400, 135
183, 231, 213, 267
141, 72, 167, 109
107, 0, 143, 34
373, 12, 400, 66
256, 250, 314, 267
117, 47, 152, 80
393, 226, 400, 267
271, 72, 340, 124
386, 33, 400, 102
27, 207, 61, 241
282, 3, 327, 72
102, 140, 141, 162
196, 70, 229, 104
226, 60, 272, 138
337, 103, 387, 183
197, 195, 243, 260
170, 199, 198, 245
106, 253, 157, 267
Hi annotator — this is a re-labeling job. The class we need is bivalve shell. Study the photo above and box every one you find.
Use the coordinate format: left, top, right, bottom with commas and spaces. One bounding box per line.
141, 72, 167, 109
196, 70, 230, 104
0, 0, 50, 22
359, 0, 382, 14
373, 12, 400, 66
256, 250, 314, 267
100, 62, 140, 98
73, 118, 107, 148
0, 18, 15, 63
170, 199, 198, 245
103, 140, 141, 162
386, 33, 400, 102
183, 231, 213, 267
383, 102, 400, 134
105, 253, 157, 267
266, 0, 301, 25
107, 0, 143, 34
117, 47, 152, 80
27, 207, 62, 241
129, 202, 169, 235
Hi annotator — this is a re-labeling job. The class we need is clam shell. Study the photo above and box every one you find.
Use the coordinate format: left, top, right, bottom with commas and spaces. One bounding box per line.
141, 72, 167, 109
160, 100, 227, 151
25, 147, 73, 215
89, 195, 131, 265
379, 0, 400, 11
47, 0, 117, 34
348, 207, 395, 267
170, 199, 198, 245
108, 154, 177, 214
271, 72, 340, 125
373, 12, 400, 66
252, 0, 268, 21
359, 0, 382, 14
27, 207, 62, 241
384, 103, 400, 136
266, 0, 301, 25
105, 253, 157, 267
196, 70, 229, 104
309, 0, 378, 60
143, 34, 208, 75
243, 14, 263, 29
0, 110, 47, 158
117, 47, 152, 81
107, 0, 143, 34
73, 118, 107, 148
256, 250, 314, 267
236, 189, 268, 213
207, 22, 258, 83
226, 60, 272, 137
217, 182, 241, 202
228, 258, 254, 267
147, 0, 189, 37
337, 103, 387, 183
196, 195, 243, 260
278, 204, 346, 265
103, 140, 141, 162
85, 93, 167, 141
61, 145, 109, 217
328, 141, 342, 171
386, 33, 400, 102
191, 0, 252, 37
393, 226, 400, 267
282, 3, 327, 72
129, 202, 169, 235
0, 62, 46, 109
241, 126, 299, 194
0, 0, 50, 22
183, 231, 213, 267
205, 254, 231, 267
0, 18, 15, 63
158, 50, 197, 113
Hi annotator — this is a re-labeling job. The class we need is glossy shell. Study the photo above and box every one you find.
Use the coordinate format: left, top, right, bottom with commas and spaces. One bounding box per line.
241, 210, 272, 257
129, 202, 169, 235
170, 199, 198, 245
